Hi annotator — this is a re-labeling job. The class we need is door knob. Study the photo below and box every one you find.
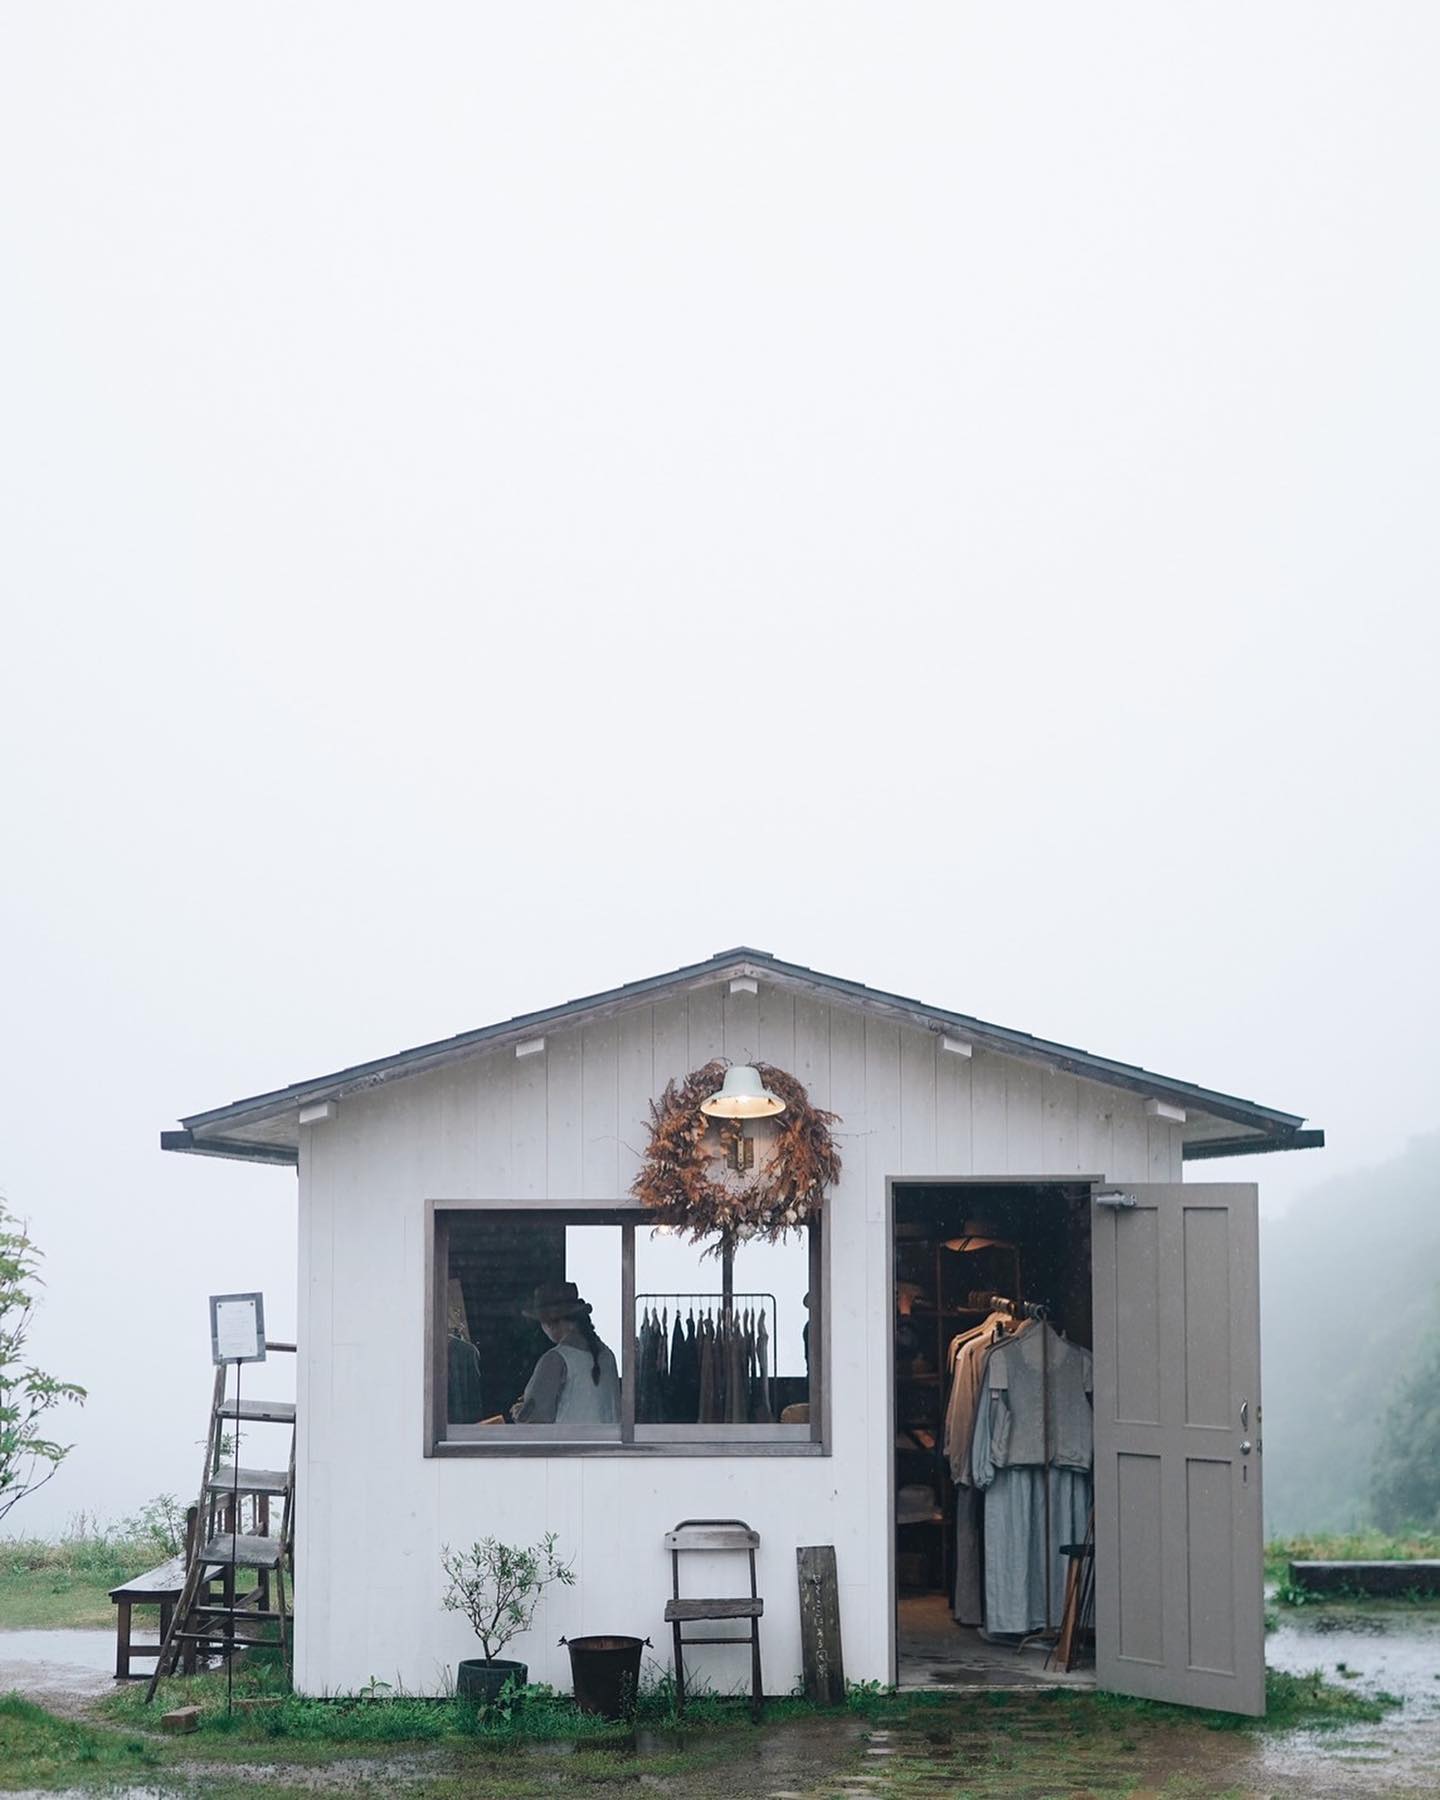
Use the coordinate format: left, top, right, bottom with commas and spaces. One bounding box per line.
1239, 1440, 1253, 1455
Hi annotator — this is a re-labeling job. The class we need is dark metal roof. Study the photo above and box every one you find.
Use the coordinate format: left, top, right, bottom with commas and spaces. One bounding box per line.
165, 946, 1318, 1163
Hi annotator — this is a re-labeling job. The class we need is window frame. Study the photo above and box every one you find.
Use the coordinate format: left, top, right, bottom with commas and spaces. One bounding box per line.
424, 1200, 827, 1458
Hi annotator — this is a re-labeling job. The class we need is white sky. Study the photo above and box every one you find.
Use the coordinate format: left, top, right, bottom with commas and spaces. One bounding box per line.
2, 5, 1436, 1535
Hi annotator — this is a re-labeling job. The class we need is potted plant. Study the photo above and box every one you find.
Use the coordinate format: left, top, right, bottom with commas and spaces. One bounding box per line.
441, 1531, 575, 1703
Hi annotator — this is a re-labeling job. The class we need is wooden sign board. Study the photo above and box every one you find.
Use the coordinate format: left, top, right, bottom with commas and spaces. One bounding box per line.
796, 1544, 845, 1706
210, 1292, 267, 1365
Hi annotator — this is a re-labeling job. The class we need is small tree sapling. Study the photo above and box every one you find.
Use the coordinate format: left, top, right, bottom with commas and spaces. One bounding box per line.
0, 1201, 86, 1525
440, 1532, 575, 1664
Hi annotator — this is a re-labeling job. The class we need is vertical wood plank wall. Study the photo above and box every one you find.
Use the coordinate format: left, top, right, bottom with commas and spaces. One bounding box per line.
295, 988, 1182, 1696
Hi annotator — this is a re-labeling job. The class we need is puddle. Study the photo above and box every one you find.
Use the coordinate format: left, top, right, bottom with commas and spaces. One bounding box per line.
6, 1792, 173, 1800
0, 1626, 137, 1707
1268, 1603, 1440, 1708
1262, 1605, 1440, 1795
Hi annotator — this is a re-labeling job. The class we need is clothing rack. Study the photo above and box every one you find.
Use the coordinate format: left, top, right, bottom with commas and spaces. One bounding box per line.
963, 1290, 1057, 1636
636, 1291, 778, 1357
965, 1290, 1049, 1323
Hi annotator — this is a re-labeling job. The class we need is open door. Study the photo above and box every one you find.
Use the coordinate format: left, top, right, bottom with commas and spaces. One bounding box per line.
1091, 1182, 1264, 1715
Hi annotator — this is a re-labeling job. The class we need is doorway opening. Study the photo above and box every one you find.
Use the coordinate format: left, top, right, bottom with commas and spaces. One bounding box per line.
891, 1180, 1097, 1690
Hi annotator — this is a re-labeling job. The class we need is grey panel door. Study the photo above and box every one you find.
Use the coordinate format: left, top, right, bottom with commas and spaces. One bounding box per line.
1091, 1183, 1264, 1715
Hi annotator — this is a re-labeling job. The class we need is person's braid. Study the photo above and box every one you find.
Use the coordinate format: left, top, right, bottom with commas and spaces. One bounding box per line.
577, 1312, 603, 1384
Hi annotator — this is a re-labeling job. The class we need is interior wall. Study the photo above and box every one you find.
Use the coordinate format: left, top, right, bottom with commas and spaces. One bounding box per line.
895, 1183, 1094, 1345
293, 982, 1176, 1696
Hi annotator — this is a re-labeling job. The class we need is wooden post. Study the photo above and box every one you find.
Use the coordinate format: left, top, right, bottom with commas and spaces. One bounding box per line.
796, 1545, 844, 1706
115, 1599, 132, 1680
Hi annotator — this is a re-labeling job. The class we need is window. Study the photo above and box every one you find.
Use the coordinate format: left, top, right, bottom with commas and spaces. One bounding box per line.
439, 1214, 625, 1443
428, 1206, 824, 1456
632, 1225, 813, 1442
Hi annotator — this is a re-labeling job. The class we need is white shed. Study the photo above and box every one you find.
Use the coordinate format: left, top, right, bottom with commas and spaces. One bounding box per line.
163, 947, 1321, 1715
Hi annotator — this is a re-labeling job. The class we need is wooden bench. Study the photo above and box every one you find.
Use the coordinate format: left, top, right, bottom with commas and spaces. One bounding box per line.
111, 1550, 268, 1679
109, 1555, 194, 1681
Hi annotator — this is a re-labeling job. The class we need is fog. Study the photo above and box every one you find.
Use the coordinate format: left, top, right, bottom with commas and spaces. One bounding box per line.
1, 6, 1436, 1538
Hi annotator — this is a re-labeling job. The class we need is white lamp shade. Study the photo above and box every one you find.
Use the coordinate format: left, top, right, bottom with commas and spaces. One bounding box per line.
699, 1064, 786, 1119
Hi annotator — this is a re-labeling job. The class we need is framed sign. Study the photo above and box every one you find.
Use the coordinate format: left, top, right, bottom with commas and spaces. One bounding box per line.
210, 1291, 267, 1365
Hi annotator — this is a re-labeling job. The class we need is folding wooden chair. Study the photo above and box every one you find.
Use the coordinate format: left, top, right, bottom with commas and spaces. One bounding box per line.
663, 1518, 764, 1722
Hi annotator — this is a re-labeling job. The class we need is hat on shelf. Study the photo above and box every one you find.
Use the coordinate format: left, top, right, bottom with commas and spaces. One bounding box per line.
896, 1482, 940, 1525
944, 1218, 1012, 1253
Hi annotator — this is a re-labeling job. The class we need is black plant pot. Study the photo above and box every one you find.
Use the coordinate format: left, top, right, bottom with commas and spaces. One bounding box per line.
456, 1658, 528, 1703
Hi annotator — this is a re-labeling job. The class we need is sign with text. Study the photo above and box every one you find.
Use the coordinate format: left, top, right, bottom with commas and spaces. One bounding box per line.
210, 1292, 267, 1365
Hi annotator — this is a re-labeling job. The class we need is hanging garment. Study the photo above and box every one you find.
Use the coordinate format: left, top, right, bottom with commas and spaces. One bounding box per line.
974, 1326, 1094, 1478
674, 1313, 700, 1422
969, 1325, 1094, 1634
943, 1316, 1030, 1624
944, 1315, 1022, 1480
636, 1309, 659, 1423
446, 1331, 486, 1424
750, 1310, 773, 1424
655, 1308, 671, 1417
669, 1311, 686, 1420
980, 1466, 1091, 1634
715, 1314, 730, 1420
725, 1313, 749, 1425
697, 1316, 720, 1423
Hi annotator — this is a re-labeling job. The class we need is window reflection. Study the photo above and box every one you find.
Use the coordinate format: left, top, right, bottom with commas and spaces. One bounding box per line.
633, 1230, 810, 1429
445, 1218, 622, 1432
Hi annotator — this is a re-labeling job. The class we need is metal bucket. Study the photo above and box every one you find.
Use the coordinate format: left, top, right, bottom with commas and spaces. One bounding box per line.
559, 1634, 650, 1720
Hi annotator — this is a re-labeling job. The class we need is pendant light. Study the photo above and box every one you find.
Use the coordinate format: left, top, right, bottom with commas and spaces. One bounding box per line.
700, 1064, 786, 1119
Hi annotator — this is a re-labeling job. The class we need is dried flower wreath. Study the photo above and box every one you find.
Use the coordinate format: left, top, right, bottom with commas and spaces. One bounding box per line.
631, 1059, 842, 1249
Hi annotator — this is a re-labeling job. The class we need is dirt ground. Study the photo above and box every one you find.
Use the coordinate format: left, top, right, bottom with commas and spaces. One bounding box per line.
3, 1604, 1439, 1798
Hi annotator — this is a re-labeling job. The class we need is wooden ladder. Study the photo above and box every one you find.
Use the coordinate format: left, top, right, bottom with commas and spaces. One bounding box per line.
145, 1341, 296, 1702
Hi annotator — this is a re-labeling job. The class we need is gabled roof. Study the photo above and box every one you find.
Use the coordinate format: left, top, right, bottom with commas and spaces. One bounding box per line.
161, 946, 1322, 1167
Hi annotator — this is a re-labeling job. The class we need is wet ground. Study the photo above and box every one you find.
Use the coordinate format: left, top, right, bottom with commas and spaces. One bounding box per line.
2, 1607, 1439, 1796
0, 1627, 139, 1711
1254, 1600, 1440, 1796
897, 1591, 1095, 1691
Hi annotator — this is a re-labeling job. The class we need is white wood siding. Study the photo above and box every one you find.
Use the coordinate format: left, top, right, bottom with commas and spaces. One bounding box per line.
294, 986, 1181, 1695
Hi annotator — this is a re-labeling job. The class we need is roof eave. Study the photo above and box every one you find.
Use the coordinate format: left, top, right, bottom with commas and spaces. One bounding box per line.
165, 946, 1315, 1159
161, 1128, 299, 1168
1181, 1128, 1326, 1162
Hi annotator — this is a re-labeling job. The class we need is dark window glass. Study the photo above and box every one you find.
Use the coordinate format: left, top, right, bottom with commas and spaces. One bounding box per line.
444, 1218, 623, 1438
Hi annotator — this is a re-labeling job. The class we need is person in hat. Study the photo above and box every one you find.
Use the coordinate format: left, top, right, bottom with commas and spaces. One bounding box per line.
510, 1281, 621, 1424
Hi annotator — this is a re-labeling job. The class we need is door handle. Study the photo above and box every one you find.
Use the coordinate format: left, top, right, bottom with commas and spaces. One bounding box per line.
1240, 1399, 1249, 1430
1239, 1440, 1253, 1455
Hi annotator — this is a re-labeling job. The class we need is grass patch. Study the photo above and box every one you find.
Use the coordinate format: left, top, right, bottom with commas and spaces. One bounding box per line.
102, 1661, 1384, 1751
0, 1691, 165, 1790
0, 1540, 139, 1627
1, 1508, 186, 1630
100, 1662, 904, 1752
1088, 1664, 1400, 1733
1264, 1528, 1440, 1587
